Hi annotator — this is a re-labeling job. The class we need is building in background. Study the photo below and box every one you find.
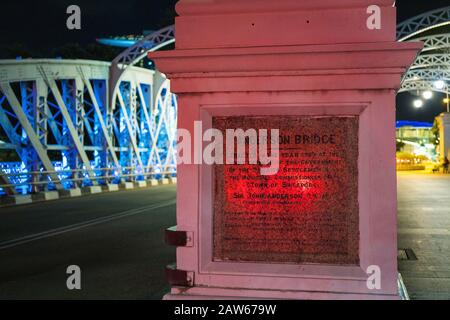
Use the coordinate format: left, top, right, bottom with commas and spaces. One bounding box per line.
97, 31, 157, 70
396, 120, 437, 164
97, 31, 155, 48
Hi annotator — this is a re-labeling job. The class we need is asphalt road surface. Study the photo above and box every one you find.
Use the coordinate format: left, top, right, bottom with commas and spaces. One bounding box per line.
0, 185, 176, 299
397, 172, 450, 300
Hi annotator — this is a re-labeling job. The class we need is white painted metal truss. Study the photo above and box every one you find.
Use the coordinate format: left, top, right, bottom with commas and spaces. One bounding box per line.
397, 6, 450, 41
109, 25, 175, 111
403, 69, 450, 82
0, 59, 177, 195
398, 7, 450, 95
400, 68, 450, 94
413, 34, 450, 53
112, 25, 175, 69
409, 54, 450, 70
398, 80, 448, 94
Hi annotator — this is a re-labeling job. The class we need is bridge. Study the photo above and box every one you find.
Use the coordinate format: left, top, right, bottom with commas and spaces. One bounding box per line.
0, 6, 450, 300
0, 58, 177, 200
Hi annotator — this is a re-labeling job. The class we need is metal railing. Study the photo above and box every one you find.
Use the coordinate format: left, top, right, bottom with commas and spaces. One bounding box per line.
0, 165, 176, 195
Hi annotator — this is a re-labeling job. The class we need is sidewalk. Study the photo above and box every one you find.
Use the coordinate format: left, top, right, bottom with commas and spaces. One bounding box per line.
397, 171, 450, 300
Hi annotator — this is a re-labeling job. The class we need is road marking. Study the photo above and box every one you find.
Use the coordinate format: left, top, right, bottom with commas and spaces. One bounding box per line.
0, 199, 176, 250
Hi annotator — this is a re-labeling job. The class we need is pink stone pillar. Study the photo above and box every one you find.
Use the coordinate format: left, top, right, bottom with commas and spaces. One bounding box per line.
151, 0, 422, 300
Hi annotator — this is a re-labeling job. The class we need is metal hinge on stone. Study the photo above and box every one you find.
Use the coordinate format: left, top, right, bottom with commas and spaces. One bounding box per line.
165, 263, 194, 287
165, 226, 193, 247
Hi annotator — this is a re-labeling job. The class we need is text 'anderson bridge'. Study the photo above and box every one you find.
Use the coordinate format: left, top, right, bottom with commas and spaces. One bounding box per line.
1, 6, 450, 199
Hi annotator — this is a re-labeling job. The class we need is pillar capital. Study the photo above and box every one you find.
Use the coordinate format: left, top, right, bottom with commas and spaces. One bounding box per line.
176, 0, 395, 16
174, 0, 398, 49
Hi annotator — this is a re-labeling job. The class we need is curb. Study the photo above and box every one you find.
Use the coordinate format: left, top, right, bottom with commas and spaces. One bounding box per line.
0, 179, 177, 208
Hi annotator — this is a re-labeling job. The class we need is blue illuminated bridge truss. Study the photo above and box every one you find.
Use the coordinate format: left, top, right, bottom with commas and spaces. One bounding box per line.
1, 6, 450, 196
0, 59, 177, 195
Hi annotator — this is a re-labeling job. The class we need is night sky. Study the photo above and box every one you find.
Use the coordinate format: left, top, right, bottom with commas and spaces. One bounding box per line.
0, 0, 449, 122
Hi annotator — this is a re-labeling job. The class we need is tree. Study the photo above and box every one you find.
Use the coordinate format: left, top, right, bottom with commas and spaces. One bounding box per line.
50, 43, 121, 61
0, 43, 34, 59
396, 141, 405, 152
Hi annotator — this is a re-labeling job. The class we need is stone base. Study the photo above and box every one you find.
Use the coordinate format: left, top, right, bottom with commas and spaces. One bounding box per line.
32, 191, 59, 201
44, 191, 59, 200
137, 181, 147, 188
149, 179, 159, 186
105, 184, 119, 192
163, 288, 400, 300
68, 188, 82, 197
59, 188, 82, 198
89, 186, 102, 194
164, 274, 409, 300
122, 182, 134, 190
11, 195, 32, 205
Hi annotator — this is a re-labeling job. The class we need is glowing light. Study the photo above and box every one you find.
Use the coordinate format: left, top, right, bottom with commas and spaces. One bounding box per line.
413, 99, 424, 108
434, 80, 446, 90
422, 91, 433, 100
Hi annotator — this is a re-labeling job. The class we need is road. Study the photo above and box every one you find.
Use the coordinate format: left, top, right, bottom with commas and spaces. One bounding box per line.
0, 185, 176, 299
0, 172, 448, 299
397, 171, 450, 300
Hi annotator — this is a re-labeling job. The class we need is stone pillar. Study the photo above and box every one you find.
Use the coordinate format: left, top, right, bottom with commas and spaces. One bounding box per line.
436, 113, 450, 161
151, 0, 422, 300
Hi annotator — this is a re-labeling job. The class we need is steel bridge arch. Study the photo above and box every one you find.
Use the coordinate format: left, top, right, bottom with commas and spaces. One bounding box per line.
412, 33, 450, 53
403, 69, 450, 83
398, 7, 450, 94
109, 25, 175, 111
397, 6, 450, 42
398, 81, 448, 94
409, 54, 450, 70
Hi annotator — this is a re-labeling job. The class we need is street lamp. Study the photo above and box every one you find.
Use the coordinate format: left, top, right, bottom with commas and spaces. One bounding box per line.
422, 90, 433, 100
434, 80, 446, 90
413, 99, 424, 108
434, 80, 449, 113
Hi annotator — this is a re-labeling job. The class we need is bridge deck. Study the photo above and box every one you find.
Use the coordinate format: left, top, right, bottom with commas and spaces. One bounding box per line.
0, 185, 176, 299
